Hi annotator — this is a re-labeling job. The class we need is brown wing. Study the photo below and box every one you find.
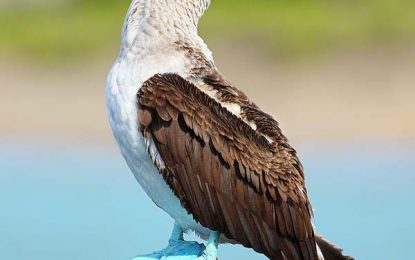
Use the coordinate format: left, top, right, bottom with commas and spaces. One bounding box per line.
137, 73, 317, 260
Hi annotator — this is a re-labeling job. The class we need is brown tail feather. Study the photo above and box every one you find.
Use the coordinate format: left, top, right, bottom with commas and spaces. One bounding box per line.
316, 234, 354, 260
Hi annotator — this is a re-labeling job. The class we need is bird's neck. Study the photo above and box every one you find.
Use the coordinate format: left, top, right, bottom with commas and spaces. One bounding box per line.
121, 0, 211, 49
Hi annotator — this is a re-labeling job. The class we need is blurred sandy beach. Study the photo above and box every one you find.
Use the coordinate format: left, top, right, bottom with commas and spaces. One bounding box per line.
1, 43, 414, 146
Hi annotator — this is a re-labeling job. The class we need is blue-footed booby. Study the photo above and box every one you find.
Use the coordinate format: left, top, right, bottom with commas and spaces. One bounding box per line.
106, 1, 352, 259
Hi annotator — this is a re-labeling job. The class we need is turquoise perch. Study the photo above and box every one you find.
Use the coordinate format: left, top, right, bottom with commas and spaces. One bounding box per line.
132, 223, 220, 260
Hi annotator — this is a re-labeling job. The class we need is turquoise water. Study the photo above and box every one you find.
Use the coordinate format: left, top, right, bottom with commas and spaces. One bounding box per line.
1, 139, 414, 259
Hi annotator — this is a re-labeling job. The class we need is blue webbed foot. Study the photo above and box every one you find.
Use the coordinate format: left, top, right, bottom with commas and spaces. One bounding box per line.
131, 223, 220, 260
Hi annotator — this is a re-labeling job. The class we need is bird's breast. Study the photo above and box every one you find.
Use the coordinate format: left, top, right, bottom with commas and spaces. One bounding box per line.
105, 51, 212, 235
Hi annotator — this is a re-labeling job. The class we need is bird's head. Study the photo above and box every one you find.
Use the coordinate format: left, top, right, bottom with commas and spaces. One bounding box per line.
121, 0, 212, 48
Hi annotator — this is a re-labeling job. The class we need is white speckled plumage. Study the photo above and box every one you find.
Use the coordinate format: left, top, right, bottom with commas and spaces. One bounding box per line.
106, 0, 214, 238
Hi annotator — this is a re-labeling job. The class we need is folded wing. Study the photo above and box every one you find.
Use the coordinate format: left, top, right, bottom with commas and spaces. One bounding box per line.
137, 73, 317, 260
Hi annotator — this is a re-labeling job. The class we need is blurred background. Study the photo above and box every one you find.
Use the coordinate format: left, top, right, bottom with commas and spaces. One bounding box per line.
1, 0, 414, 259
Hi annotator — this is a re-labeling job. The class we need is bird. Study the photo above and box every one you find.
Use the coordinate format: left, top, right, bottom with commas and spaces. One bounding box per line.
106, 1, 352, 259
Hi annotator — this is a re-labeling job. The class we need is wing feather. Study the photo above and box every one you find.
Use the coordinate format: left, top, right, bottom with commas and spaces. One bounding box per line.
137, 73, 318, 260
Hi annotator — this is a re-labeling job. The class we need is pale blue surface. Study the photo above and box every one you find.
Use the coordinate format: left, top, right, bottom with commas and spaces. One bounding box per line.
0, 138, 414, 259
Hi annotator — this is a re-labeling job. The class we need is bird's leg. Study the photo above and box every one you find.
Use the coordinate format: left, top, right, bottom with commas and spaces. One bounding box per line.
202, 231, 220, 260
168, 222, 184, 244
131, 224, 215, 260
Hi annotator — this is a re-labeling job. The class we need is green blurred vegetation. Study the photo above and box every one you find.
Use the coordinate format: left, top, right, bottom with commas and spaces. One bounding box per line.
0, 0, 414, 61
